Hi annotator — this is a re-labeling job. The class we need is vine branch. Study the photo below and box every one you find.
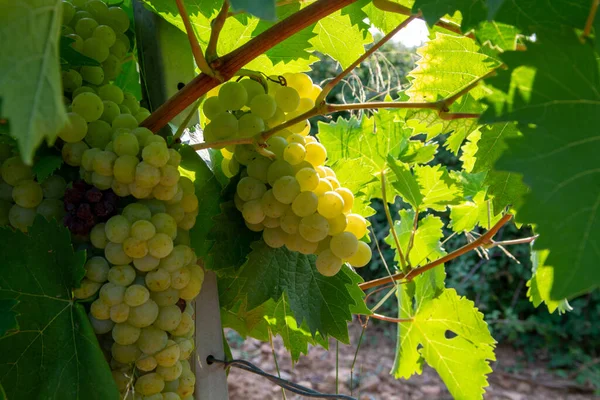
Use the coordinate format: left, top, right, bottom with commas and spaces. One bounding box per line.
358, 214, 514, 291
381, 170, 407, 271
206, 0, 230, 62
141, 0, 359, 132
175, 0, 213, 77
582, 0, 600, 40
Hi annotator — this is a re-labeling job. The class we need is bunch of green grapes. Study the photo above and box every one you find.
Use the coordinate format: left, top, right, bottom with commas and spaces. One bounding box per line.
75, 200, 201, 400
0, 144, 67, 232
60, 0, 141, 96
228, 127, 372, 277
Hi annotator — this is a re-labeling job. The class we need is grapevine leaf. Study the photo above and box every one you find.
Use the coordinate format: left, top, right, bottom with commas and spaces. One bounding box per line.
230, 0, 276, 20
398, 141, 438, 165
220, 241, 367, 342
481, 30, 600, 299
0, 0, 67, 164
114, 59, 142, 100
469, 123, 528, 211
0, 217, 119, 400
330, 158, 377, 217
527, 249, 572, 314
385, 209, 445, 267
221, 300, 270, 342
33, 154, 63, 182
449, 191, 501, 232
412, 0, 486, 31
415, 165, 461, 211
393, 288, 495, 400
387, 157, 423, 209
0, 299, 18, 338
59, 36, 101, 69
179, 145, 223, 257
475, 21, 520, 51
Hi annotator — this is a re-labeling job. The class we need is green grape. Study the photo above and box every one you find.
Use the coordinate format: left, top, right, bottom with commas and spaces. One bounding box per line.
73, 85, 95, 98
327, 213, 347, 236
99, 282, 125, 306
179, 176, 194, 195
345, 213, 368, 239
89, 314, 114, 335
139, 198, 166, 215
133, 253, 160, 272
157, 361, 183, 382
260, 189, 287, 218
107, 6, 130, 33
123, 236, 149, 258
316, 236, 331, 255
122, 93, 140, 114
90, 299, 110, 320
123, 203, 152, 222
85, 256, 109, 283
175, 337, 194, 360
131, 219, 156, 240
272, 176, 300, 205
93, 25, 116, 47
298, 98, 315, 115
295, 167, 319, 192
83, 37, 109, 62
283, 142, 306, 165
335, 187, 354, 214
148, 233, 174, 259
62, 69, 83, 92
75, 17, 98, 39
165, 202, 185, 222
247, 157, 271, 183
124, 284, 150, 307
250, 94, 277, 120
287, 133, 305, 145
240, 78, 265, 104
238, 113, 265, 138
142, 141, 169, 167
150, 288, 179, 308
85, 120, 112, 148
208, 112, 238, 140
113, 132, 139, 156
262, 216, 279, 228
291, 191, 318, 218
108, 264, 136, 287
128, 181, 152, 199
279, 208, 300, 234
266, 106, 286, 128
80, 66, 105, 85
65, 33, 84, 52
304, 142, 327, 166
109, 39, 127, 59
112, 322, 140, 345
178, 212, 196, 231
102, 54, 122, 80
151, 213, 178, 239
146, 268, 171, 292
90, 222, 108, 249
325, 176, 340, 189
202, 97, 225, 120
299, 213, 329, 243
92, 150, 116, 176
111, 342, 141, 364
154, 305, 182, 331
236, 176, 267, 202
167, 148, 181, 166
113, 154, 138, 183
293, 233, 319, 255
58, 112, 88, 143
12, 180, 42, 208
330, 231, 359, 259
72, 10, 93, 25
62, 141, 89, 166
135, 108, 151, 123
174, 228, 190, 246
316, 249, 343, 276
265, 136, 287, 159
91, 172, 112, 190
112, 113, 138, 130
62, 0, 76, 24
176, 369, 196, 398
110, 304, 130, 323
242, 199, 265, 224
221, 156, 239, 178
73, 92, 104, 122
285, 110, 308, 133
342, 241, 369, 268
314, 178, 333, 197
2, 158, 33, 186
267, 160, 294, 186
233, 144, 258, 165
100, 100, 120, 123
317, 191, 344, 219
135, 354, 158, 372
116, 32, 131, 52
262, 227, 286, 248
111, 180, 130, 197
105, 241, 133, 265
155, 340, 181, 367
171, 266, 191, 289
73, 278, 101, 299
283, 72, 314, 98
0, 182, 11, 203
134, 161, 160, 188
128, 299, 159, 328
218, 81, 248, 110
36, 198, 65, 221
85, 0, 109, 21
135, 373, 165, 396
274, 86, 300, 112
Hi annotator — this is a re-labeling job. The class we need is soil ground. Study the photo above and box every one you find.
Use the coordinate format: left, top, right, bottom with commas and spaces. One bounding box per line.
225, 325, 598, 400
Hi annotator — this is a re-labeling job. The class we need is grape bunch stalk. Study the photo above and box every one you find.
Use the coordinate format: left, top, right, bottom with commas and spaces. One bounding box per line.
202, 73, 372, 277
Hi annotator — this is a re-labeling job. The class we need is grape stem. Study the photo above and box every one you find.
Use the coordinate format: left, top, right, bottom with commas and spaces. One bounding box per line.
141, 0, 359, 133
381, 170, 408, 271
358, 214, 515, 291
582, 0, 600, 41
206, 0, 230, 63
175, 0, 216, 78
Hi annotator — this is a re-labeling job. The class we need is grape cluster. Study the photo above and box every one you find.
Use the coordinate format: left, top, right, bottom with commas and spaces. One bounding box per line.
60, 0, 141, 98
74, 201, 202, 399
0, 145, 67, 232
63, 180, 118, 235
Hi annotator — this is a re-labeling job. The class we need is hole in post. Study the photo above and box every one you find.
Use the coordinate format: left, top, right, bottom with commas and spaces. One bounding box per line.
206, 355, 215, 365
177, 82, 185, 90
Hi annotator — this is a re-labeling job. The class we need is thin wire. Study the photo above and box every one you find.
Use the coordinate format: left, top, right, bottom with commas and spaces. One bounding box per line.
208, 356, 358, 400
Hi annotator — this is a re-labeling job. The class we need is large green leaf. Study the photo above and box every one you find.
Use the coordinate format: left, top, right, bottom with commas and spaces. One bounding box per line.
387, 157, 423, 209
0, 299, 18, 338
219, 241, 368, 342
527, 249, 572, 314
415, 164, 461, 211
481, 30, 600, 299
0, 0, 67, 164
0, 217, 119, 400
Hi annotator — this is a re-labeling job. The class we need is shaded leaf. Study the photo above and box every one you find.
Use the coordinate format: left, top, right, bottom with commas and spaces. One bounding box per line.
33, 154, 63, 182
0, 299, 18, 338
230, 0, 276, 20
527, 249, 572, 314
